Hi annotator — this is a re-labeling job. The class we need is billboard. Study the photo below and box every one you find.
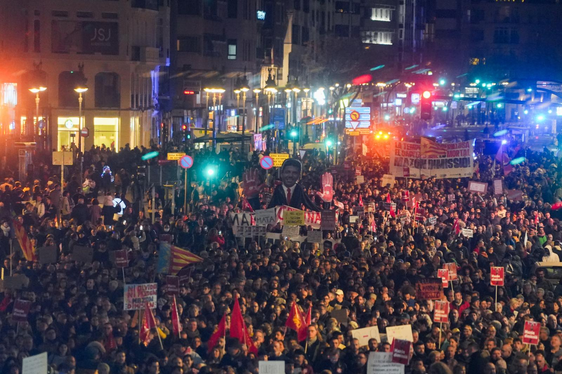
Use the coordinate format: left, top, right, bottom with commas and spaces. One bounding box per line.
52, 21, 119, 55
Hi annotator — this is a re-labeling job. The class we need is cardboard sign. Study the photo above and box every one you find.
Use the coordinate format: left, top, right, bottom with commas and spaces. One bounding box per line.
438, 269, 449, 288
124, 283, 158, 311
522, 320, 540, 345
270, 153, 290, 168
352, 326, 381, 346
72, 245, 94, 263
490, 266, 505, 286
462, 228, 473, 238
282, 225, 300, 238
392, 339, 411, 365
367, 352, 405, 374
12, 299, 32, 322
507, 189, 523, 202
307, 230, 323, 243
4, 275, 29, 290
166, 276, 179, 295
259, 361, 284, 374
493, 179, 503, 195
468, 181, 488, 194
428, 217, 437, 225
22, 352, 48, 374
283, 210, 305, 226
367, 203, 375, 212
434, 300, 450, 323
349, 215, 359, 223
254, 208, 277, 227
38, 246, 57, 265
444, 263, 458, 281
357, 175, 365, 184
415, 279, 443, 300
332, 309, 349, 326
114, 250, 128, 268
321, 210, 337, 231
381, 174, 395, 187
386, 325, 413, 344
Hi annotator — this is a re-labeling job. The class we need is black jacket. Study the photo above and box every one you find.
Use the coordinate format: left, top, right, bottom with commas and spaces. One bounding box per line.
267, 183, 320, 211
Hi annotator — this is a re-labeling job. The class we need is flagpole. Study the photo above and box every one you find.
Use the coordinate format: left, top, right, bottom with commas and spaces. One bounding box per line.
138, 310, 142, 344
439, 322, 442, 350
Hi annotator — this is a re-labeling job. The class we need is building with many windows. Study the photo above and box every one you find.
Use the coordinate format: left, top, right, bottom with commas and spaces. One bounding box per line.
0, 0, 170, 152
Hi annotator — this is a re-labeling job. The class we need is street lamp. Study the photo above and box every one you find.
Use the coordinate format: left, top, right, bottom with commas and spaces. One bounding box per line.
263, 69, 277, 150
253, 88, 261, 133
29, 86, 46, 138
239, 75, 250, 154
74, 86, 88, 185
204, 81, 226, 149
292, 80, 301, 148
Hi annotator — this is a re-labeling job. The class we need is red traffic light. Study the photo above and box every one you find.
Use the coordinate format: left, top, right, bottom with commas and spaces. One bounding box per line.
181, 124, 188, 131
422, 91, 431, 99
183, 90, 197, 95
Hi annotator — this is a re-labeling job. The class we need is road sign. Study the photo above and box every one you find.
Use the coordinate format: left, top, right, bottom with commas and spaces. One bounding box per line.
179, 155, 193, 169
260, 156, 273, 170
52, 152, 74, 166
350, 110, 360, 121
80, 127, 89, 138
167, 152, 186, 161
270, 153, 290, 168
345, 106, 371, 135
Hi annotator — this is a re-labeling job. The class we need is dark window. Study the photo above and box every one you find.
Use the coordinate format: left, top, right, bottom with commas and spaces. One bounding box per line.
292, 24, 300, 44
493, 27, 509, 44
95, 73, 120, 108
132, 0, 159, 10
102, 13, 119, 19
34, 10, 40, 16
511, 29, 519, 44
335, 1, 349, 13
77, 12, 93, 18
33, 20, 40, 52
436, 9, 456, 18
24, 19, 29, 52
335, 24, 349, 37
59, 72, 80, 108
470, 29, 484, 42
228, 0, 238, 18
471, 9, 484, 24
203, 0, 218, 17
178, 0, 201, 14
51, 10, 69, 17
177, 37, 201, 53
294, 0, 300, 10
302, 26, 309, 45
303, 0, 309, 13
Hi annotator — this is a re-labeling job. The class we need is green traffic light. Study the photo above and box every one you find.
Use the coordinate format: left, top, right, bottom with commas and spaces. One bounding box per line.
205, 166, 216, 177
326, 140, 333, 147
290, 130, 298, 138
439, 79, 446, 86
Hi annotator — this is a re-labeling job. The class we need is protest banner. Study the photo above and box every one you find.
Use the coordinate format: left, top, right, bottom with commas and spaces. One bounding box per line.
166, 275, 179, 295
415, 279, 443, 300
254, 208, 276, 227
434, 300, 450, 323
438, 269, 449, 288
444, 263, 458, 281
468, 181, 488, 194
367, 203, 375, 212
4, 274, 29, 290
390, 140, 474, 179
72, 245, 94, 263
282, 225, 300, 238
507, 189, 524, 202
307, 230, 323, 243
462, 228, 473, 238
386, 325, 413, 344
367, 352, 405, 374
284, 210, 305, 226
490, 266, 505, 286
22, 352, 48, 374
124, 283, 158, 311
276, 206, 321, 229
357, 175, 365, 184
12, 299, 32, 322
259, 361, 284, 374
428, 217, 437, 226
38, 246, 57, 265
352, 326, 381, 347
522, 320, 540, 345
494, 179, 503, 195
392, 339, 411, 365
321, 210, 336, 231
381, 174, 395, 186
350, 215, 359, 223
114, 250, 128, 268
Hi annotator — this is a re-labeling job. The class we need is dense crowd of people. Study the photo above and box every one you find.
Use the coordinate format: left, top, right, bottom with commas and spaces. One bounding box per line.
0, 137, 561, 374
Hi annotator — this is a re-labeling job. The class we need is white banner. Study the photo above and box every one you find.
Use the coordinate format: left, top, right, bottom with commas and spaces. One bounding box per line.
367, 352, 405, 374
390, 140, 474, 179
124, 283, 158, 311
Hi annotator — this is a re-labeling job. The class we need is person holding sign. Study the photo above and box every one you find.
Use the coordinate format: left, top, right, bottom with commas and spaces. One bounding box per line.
268, 159, 321, 211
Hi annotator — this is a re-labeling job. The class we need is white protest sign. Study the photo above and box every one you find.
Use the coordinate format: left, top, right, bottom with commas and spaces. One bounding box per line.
307, 230, 323, 243
254, 208, 277, 227
282, 225, 300, 238
357, 175, 365, 184
124, 283, 158, 310
462, 228, 473, 238
259, 361, 284, 374
23, 352, 48, 374
386, 325, 414, 344
493, 179, 503, 195
381, 174, 395, 186
367, 352, 405, 374
352, 326, 381, 347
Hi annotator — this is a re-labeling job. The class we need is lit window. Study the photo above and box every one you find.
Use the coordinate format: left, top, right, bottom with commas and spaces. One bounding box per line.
371, 6, 393, 22
361, 31, 393, 45
228, 40, 237, 60
1, 83, 17, 107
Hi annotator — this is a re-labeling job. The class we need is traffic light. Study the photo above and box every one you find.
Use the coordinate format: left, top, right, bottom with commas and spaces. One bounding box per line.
290, 129, 298, 139
325, 139, 333, 148
181, 123, 190, 142
420, 91, 432, 120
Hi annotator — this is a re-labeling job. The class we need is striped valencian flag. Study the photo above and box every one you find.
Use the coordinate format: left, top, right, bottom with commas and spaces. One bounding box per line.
420, 137, 447, 158
169, 245, 204, 275
12, 219, 36, 262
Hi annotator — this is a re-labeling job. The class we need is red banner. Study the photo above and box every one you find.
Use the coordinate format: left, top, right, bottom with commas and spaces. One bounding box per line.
434, 300, 450, 323
115, 250, 128, 268
444, 263, 458, 281
438, 269, 449, 288
166, 275, 180, 295
415, 279, 443, 300
392, 339, 411, 365
490, 266, 505, 286
12, 299, 32, 322
523, 321, 540, 345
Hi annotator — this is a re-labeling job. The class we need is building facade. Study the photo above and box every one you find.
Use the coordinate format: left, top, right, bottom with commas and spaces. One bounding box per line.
0, 0, 170, 152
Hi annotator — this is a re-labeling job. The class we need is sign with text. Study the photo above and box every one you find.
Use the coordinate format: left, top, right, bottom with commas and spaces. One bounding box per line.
307, 230, 323, 243
490, 266, 505, 286
390, 140, 474, 179
167, 153, 185, 161
392, 339, 411, 365
270, 153, 290, 168
114, 250, 128, 268
434, 300, 450, 323
352, 326, 381, 347
124, 283, 158, 311
321, 210, 337, 231
386, 325, 413, 344
462, 228, 473, 238
367, 352, 405, 374
284, 210, 305, 226
259, 361, 284, 374
438, 269, 450, 288
282, 225, 300, 238
12, 299, 32, 322
381, 174, 395, 186
415, 278, 443, 300
444, 263, 458, 281
468, 181, 488, 194
494, 179, 503, 195
522, 320, 540, 345
52, 21, 119, 55
166, 276, 179, 295
22, 352, 48, 374
254, 208, 276, 227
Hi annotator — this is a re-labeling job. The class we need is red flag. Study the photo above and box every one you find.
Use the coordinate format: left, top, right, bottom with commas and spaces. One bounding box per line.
230, 298, 257, 354
242, 197, 254, 212
286, 302, 308, 342
207, 313, 226, 352
454, 219, 460, 235
535, 214, 540, 225
171, 296, 182, 338
387, 193, 396, 218
359, 195, 364, 207
140, 304, 157, 346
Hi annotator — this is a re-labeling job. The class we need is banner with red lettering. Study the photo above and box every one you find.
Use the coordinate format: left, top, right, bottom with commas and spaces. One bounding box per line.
522, 321, 540, 345
124, 283, 158, 311
490, 266, 505, 286
438, 269, 449, 288
434, 300, 449, 323
444, 263, 458, 281
391, 339, 411, 365
276, 206, 322, 229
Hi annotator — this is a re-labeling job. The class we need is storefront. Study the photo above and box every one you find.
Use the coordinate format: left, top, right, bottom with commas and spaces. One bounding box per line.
94, 117, 119, 150
57, 116, 80, 151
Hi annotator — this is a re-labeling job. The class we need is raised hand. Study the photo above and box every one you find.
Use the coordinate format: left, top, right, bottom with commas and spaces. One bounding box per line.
317, 172, 334, 202
242, 168, 262, 199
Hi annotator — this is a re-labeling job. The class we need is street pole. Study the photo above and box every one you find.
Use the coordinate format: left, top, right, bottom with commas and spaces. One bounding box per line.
35, 93, 40, 139
78, 92, 83, 185
254, 90, 260, 133
241, 91, 246, 157
183, 169, 188, 214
